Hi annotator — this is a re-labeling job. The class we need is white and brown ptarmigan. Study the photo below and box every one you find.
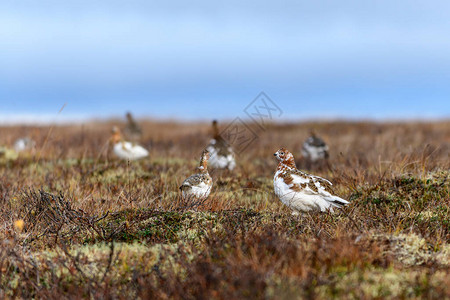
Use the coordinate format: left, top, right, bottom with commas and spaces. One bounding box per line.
206, 120, 236, 171
301, 131, 329, 162
179, 149, 213, 200
110, 126, 149, 160
14, 137, 36, 152
273, 148, 348, 214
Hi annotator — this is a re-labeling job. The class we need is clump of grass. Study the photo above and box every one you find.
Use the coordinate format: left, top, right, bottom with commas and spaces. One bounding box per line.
17, 190, 109, 247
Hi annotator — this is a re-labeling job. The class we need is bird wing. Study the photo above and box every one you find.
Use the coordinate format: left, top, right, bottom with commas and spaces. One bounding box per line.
180, 173, 211, 189
114, 142, 148, 159
122, 142, 147, 154
209, 137, 233, 157
284, 169, 334, 195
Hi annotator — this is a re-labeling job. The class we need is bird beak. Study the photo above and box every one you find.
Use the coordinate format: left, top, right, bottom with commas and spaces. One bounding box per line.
273, 153, 277, 156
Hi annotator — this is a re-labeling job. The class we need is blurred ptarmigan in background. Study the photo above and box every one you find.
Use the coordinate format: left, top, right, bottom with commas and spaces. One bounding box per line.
123, 112, 143, 143
206, 120, 236, 171
14, 137, 36, 153
110, 126, 149, 160
273, 148, 348, 214
179, 149, 213, 200
301, 131, 329, 162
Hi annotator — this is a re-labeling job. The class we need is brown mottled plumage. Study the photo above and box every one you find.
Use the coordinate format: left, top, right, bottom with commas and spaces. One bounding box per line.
206, 120, 236, 170
179, 150, 213, 200
301, 131, 329, 162
274, 148, 348, 213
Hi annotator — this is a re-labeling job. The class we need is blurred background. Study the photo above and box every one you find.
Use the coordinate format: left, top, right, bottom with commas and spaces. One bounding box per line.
1, 0, 450, 123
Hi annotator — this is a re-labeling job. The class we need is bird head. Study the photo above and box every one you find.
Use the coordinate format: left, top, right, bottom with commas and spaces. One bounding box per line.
110, 126, 122, 144
212, 120, 220, 138
198, 149, 210, 172
274, 148, 296, 167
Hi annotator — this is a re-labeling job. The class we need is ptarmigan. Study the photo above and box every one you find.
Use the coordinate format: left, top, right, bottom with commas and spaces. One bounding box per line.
206, 120, 236, 171
301, 131, 329, 162
273, 148, 348, 214
110, 126, 149, 160
14, 137, 36, 152
123, 112, 143, 143
179, 149, 213, 200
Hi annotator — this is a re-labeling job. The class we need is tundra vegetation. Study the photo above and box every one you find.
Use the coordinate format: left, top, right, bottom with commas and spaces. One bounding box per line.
0, 120, 449, 299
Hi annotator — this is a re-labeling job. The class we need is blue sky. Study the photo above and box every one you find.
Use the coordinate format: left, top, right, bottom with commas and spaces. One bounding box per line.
1, 0, 450, 122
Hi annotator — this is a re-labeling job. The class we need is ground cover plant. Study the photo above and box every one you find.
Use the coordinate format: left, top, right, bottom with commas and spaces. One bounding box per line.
0, 120, 449, 299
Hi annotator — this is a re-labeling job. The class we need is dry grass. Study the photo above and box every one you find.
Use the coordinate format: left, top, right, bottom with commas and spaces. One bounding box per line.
0, 120, 449, 299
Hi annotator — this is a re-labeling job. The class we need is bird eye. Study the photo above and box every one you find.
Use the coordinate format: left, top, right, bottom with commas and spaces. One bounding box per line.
280, 152, 284, 155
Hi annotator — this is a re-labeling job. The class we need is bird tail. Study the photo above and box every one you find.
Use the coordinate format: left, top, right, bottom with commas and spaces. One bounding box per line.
326, 195, 349, 208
